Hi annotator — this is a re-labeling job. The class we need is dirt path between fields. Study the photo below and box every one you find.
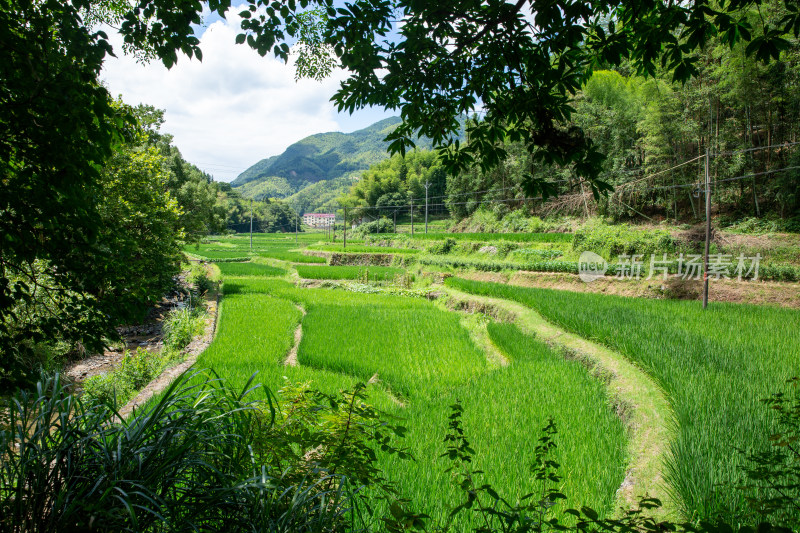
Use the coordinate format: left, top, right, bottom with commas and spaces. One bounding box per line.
443, 285, 678, 520
284, 304, 306, 366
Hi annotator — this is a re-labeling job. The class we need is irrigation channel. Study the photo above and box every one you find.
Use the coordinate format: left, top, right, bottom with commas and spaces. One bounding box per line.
180, 232, 800, 525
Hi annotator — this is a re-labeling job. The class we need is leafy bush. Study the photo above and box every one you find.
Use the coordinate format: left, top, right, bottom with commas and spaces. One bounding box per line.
496, 241, 517, 257
82, 348, 163, 405
760, 263, 800, 282
499, 210, 548, 233
721, 216, 781, 235
351, 217, 394, 237
426, 238, 457, 255
573, 221, 676, 259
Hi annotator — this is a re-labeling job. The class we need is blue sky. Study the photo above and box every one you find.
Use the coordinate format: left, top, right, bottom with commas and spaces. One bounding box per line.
100, 5, 394, 182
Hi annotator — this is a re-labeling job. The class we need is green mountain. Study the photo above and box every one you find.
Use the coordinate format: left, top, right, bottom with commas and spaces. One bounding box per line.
231, 116, 458, 212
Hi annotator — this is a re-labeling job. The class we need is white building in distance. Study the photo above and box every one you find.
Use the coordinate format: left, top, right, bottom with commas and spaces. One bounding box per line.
302, 213, 335, 228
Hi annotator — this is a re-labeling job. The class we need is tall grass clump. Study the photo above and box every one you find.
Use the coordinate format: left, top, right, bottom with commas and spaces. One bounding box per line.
1, 373, 407, 532
83, 305, 206, 405
445, 277, 800, 520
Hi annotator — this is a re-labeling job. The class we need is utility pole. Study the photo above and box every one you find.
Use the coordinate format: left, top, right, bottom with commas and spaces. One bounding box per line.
410, 199, 414, 235
249, 199, 253, 251
295, 214, 298, 245
343, 206, 347, 250
393, 210, 397, 233
703, 148, 711, 310
424, 181, 430, 234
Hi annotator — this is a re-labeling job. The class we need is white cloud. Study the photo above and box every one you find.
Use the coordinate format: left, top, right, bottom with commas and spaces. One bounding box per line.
100, 7, 361, 182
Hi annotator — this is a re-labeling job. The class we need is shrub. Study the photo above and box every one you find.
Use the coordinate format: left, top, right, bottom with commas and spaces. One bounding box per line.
572, 221, 676, 259
187, 264, 214, 295
351, 217, 394, 237
427, 238, 457, 255
162, 306, 206, 353
82, 348, 162, 405
511, 248, 564, 260
760, 263, 800, 282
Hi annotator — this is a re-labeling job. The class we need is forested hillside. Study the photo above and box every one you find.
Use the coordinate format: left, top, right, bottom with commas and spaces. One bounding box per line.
342, 35, 800, 228
231, 117, 466, 211
231, 117, 406, 190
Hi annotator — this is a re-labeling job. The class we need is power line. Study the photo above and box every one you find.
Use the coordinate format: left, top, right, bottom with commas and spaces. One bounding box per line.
713, 140, 800, 158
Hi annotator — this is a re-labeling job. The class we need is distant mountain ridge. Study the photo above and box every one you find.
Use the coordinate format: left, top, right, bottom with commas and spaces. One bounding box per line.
231, 116, 464, 212
232, 117, 408, 190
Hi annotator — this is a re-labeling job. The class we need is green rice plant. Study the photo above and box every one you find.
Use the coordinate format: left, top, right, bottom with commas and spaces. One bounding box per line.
376, 321, 627, 526
195, 289, 397, 407
215, 262, 286, 277
203, 272, 627, 527
306, 244, 420, 254
419, 255, 582, 273
511, 248, 564, 260
298, 299, 487, 400
295, 265, 405, 281
184, 248, 251, 261
255, 250, 326, 263
409, 232, 573, 243
445, 276, 800, 520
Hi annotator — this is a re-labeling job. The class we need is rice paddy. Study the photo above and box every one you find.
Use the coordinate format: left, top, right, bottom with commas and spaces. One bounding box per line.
445, 276, 800, 520
307, 244, 421, 254
180, 229, 800, 525
192, 242, 628, 525
295, 265, 406, 281
214, 262, 286, 277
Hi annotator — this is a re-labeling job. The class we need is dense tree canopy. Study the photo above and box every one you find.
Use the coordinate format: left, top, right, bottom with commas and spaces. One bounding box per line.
183, 0, 798, 197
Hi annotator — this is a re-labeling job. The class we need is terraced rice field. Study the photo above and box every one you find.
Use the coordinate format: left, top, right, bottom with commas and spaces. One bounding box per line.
184, 237, 327, 263
445, 276, 800, 519
215, 262, 286, 277
295, 265, 406, 281
196, 254, 627, 526
307, 244, 421, 254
